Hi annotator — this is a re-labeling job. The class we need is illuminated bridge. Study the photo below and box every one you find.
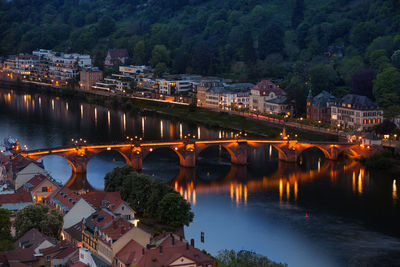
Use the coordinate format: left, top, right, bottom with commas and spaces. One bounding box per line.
19, 139, 376, 175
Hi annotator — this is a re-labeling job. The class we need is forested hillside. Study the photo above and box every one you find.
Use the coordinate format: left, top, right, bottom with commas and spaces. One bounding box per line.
1, 0, 400, 114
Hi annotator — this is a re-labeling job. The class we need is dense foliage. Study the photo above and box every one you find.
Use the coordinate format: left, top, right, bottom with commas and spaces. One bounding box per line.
358, 149, 394, 169
0, 205, 13, 251
216, 249, 288, 267
104, 165, 194, 227
14, 204, 63, 239
1, 0, 400, 114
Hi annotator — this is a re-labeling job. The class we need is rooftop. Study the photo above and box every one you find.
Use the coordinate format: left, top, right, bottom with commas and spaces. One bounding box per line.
251, 80, 286, 96
107, 48, 129, 59
311, 90, 337, 107
15, 228, 55, 251
336, 94, 379, 110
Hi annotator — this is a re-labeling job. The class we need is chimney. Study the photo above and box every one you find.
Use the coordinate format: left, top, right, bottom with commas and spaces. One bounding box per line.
142, 248, 145, 255
180, 236, 183, 241
172, 236, 175, 246
190, 239, 194, 248
186, 242, 189, 250
159, 245, 163, 254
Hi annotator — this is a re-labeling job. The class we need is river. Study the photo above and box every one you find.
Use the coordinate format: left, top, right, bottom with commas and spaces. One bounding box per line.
0, 89, 400, 267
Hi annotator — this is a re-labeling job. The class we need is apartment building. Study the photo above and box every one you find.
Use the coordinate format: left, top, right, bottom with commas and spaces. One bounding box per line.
80, 67, 103, 90
331, 94, 383, 130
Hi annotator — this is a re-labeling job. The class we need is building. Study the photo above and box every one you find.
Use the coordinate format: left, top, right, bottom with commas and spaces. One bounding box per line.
0, 191, 34, 212
38, 240, 78, 267
83, 191, 135, 221
15, 228, 55, 253
306, 90, 337, 123
114, 233, 216, 267
156, 79, 192, 95
80, 67, 103, 90
46, 186, 82, 215
104, 49, 129, 67
63, 221, 84, 247
72, 248, 110, 267
16, 173, 60, 203
63, 198, 96, 229
250, 80, 290, 115
331, 94, 383, 130
0, 248, 37, 266
362, 133, 382, 146
196, 77, 225, 107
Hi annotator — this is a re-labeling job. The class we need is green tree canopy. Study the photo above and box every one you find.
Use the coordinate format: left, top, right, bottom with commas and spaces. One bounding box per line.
309, 63, 339, 94
157, 193, 194, 227
0, 205, 13, 251
150, 45, 170, 67
373, 67, 400, 108
216, 249, 288, 267
14, 204, 63, 239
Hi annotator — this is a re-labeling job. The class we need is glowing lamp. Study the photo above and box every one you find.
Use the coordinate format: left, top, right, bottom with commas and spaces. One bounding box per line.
107, 147, 111, 151
149, 148, 153, 152
174, 147, 178, 150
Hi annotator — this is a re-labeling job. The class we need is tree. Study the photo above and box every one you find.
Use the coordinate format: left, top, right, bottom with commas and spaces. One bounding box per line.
291, 0, 304, 27
369, 50, 391, 71
153, 62, 168, 78
157, 193, 194, 227
351, 69, 376, 99
375, 119, 397, 135
350, 22, 378, 48
150, 45, 170, 67
309, 64, 339, 94
337, 56, 365, 85
133, 40, 146, 65
0, 205, 13, 251
373, 67, 400, 108
216, 249, 288, 267
14, 204, 63, 238
97, 15, 116, 37
145, 179, 174, 217
391, 50, 400, 69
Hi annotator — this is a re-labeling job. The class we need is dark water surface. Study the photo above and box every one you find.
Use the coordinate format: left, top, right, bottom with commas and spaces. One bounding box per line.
1, 89, 400, 267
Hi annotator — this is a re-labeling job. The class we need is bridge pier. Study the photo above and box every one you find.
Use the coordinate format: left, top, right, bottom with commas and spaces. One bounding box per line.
129, 153, 143, 171
180, 152, 196, 168
229, 142, 248, 165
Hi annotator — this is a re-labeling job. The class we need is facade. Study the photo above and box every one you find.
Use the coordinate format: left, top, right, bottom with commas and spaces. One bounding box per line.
0, 191, 34, 212
306, 90, 337, 123
104, 49, 129, 67
156, 79, 192, 95
195, 77, 224, 107
63, 198, 96, 229
331, 94, 383, 130
46, 186, 82, 215
362, 133, 382, 146
80, 68, 103, 90
250, 80, 290, 115
14, 162, 48, 190
15, 228, 55, 254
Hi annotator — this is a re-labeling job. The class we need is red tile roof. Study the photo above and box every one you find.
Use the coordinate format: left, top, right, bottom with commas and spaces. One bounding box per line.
53, 246, 78, 259
137, 234, 215, 267
82, 191, 124, 212
0, 191, 33, 204
39, 240, 71, 255
0, 248, 36, 263
9, 155, 43, 177
107, 49, 129, 59
86, 209, 115, 229
252, 80, 286, 96
48, 186, 81, 212
71, 262, 86, 267
115, 239, 144, 265
16, 174, 58, 193
64, 221, 83, 243
99, 217, 133, 242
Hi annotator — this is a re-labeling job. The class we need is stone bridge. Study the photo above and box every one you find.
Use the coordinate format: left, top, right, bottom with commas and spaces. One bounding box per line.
19, 139, 376, 175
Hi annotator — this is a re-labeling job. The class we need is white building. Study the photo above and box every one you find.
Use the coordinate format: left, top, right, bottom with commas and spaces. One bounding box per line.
156, 79, 192, 95
331, 94, 383, 130
250, 80, 291, 115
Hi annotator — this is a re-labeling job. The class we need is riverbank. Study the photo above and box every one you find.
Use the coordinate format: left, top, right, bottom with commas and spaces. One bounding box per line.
0, 79, 338, 141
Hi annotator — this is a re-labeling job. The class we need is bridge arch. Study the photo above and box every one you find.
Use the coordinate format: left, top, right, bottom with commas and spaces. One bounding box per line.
143, 146, 184, 165
26, 154, 74, 183
85, 148, 132, 165
296, 145, 332, 161
195, 143, 233, 162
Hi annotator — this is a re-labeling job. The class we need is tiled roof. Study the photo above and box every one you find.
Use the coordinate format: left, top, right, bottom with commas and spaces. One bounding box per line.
16, 55, 38, 60
85, 209, 115, 230
0, 248, 36, 263
71, 262, 86, 267
16, 174, 58, 193
265, 95, 287, 104
15, 228, 54, 250
64, 221, 83, 242
107, 49, 129, 59
39, 240, 71, 255
82, 191, 123, 212
336, 94, 379, 110
311, 90, 337, 107
9, 155, 44, 177
251, 80, 285, 96
115, 239, 144, 265
48, 186, 81, 213
99, 217, 133, 242
137, 233, 215, 267
53, 246, 78, 259
0, 191, 33, 204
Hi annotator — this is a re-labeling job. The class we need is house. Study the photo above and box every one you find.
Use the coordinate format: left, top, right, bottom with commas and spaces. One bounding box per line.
0, 248, 37, 266
104, 49, 129, 67
362, 133, 382, 146
114, 233, 215, 267
63, 197, 96, 229
250, 80, 291, 115
70, 248, 110, 267
15, 228, 55, 253
46, 186, 82, 215
331, 94, 383, 130
63, 221, 83, 247
14, 162, 48, 190
16, 173, 60, 203
306, 90, 337, 123
0, 190, 34, 212
5, 154, 45, 188
202, 83, 253, 110
346, 130, 363, 143
156, 79, 192, 95
83, 191, 135, 220
38, 241, 78, 267
80, 67, 103, 90
195, 77, 225, 107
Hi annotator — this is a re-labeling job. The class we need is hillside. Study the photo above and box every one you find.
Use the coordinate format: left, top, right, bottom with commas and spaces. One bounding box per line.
0, 0, 400, 115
